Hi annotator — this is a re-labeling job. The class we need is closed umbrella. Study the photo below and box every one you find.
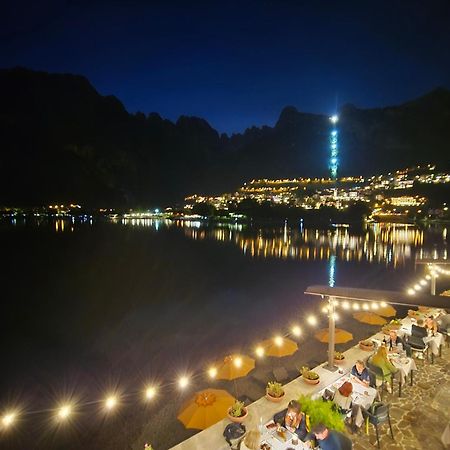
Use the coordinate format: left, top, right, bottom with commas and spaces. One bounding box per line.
353, 311, 387, 325
315, 328, 353, 344
260, 337, 298, 357
178, 389, 235, 430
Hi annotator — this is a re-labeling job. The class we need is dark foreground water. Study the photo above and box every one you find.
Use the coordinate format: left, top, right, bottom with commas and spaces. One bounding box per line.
0, 219, 448, 449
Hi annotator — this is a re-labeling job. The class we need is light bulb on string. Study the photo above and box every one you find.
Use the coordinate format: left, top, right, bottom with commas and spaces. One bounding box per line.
255, 346, 265, 357
307, 315, 317, 326
105, 395, 117, 410
178, 376, 189, 389
274, 336, 283, 347
57, 405, 72, 420
145, 386, 156, 400
1, 412, 16, 428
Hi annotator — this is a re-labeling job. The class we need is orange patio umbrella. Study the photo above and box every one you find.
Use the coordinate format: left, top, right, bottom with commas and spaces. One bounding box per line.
353, 311, 387, 325
260, 337, 298, 357
215, 354, 255, 380
377, 304, 396, 317
315, 328, 353, 344
178, 389, 235, 430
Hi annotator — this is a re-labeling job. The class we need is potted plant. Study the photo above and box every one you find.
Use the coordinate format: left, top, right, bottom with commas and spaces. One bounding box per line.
265, 381, 285, 402
301, 366, 320, 385
227, 400, 248, 423
298, 395, 345, 432
333, 351, 345, 364
359, 339, 374, 351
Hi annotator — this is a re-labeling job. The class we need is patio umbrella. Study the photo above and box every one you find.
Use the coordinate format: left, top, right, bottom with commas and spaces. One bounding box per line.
353, 311, 387, 325
377, 304, 396, 317
314, 328, 353, 344
215, 354, 255, 380
177, 389, 235, 430
260, 337, 298, 357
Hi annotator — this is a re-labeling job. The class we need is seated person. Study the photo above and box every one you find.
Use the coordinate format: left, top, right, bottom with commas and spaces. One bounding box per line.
370, 345, 398, 392
273, 399, 309, 441
425, 316, 438, 335
333, 381, 352, 413
240, 430, 260, 450
350, 360, 370, 387
311, 423, 347, 450
387, 330, 405, 351
388, 329, 412, 356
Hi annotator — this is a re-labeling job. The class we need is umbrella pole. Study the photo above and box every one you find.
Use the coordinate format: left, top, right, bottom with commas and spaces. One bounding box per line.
324, 296, 338, 372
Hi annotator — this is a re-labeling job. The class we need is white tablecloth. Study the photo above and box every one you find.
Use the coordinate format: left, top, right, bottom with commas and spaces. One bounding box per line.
424, 332, 444, 356
399, 316, 444, 356
390, 356, 417, 384
315, 374, 377, 428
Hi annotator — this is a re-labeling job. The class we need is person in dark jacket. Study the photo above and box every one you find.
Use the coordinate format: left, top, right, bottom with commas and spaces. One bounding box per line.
311, 423, 351, 450
273, 400, 309, 441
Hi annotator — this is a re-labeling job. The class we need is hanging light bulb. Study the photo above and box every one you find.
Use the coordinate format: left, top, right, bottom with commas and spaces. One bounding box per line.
178, 376, 189, 389
307, 315, 317, 326
255, 346, 265, 357
105, 395, 117, 410
274, 336, 283, 347
145, 386, 157, 399
1, 412, 16, 428
57, 405, 72, 420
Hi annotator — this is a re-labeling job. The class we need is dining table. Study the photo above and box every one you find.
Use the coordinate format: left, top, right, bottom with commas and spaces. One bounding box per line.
389, 353, 417, 396
315, 373, 378, 428
261, 422, 309, 450
399, 317, 444, 358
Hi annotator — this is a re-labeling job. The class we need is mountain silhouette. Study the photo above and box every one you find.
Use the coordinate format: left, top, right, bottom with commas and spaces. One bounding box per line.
1, 67, 449, 206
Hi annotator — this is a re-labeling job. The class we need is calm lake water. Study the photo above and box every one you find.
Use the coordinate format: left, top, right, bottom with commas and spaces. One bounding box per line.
0, 218, 448, 449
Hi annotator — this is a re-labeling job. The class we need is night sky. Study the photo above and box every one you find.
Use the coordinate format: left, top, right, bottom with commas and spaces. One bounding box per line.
2, 0, 450, 133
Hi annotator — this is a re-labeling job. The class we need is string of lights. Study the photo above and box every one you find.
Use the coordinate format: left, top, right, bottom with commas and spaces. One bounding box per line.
4, 262, 448, 432
0, 298, 394, 432
432, 264, 450, 276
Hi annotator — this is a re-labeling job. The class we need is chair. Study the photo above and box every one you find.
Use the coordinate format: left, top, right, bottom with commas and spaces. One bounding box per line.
411, 324, 427, 338
364, 402, 394, 449
407, 334, 429, 364
366, 360, 395, 400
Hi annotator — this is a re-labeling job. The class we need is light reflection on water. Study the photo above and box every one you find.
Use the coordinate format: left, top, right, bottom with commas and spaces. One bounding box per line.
118, 218, 447, 267
4, 216, 448, 267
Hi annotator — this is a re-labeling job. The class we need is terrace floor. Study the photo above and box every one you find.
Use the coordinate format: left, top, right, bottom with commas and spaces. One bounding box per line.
351, 345, 450, 450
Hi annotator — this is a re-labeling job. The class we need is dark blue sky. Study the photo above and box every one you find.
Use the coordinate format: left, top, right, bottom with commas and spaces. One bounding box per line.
2, 0, 450, 133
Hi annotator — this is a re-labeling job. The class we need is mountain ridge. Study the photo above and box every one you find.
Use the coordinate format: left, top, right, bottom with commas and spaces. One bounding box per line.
1, 67, 449, 206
